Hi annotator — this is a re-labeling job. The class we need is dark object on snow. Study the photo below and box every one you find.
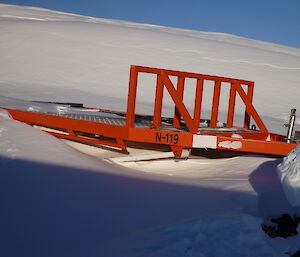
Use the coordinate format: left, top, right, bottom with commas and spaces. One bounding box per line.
32, 101, 84, 108
261, 213, 300, 238
291, 250, 300, 257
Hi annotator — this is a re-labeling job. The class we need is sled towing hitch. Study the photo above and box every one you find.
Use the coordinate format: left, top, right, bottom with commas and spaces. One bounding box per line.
285, 109, 297, 143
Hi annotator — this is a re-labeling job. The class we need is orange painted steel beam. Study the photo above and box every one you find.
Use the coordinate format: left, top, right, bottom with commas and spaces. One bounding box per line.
173, 76, 185, 128
126, 66, 138, 128
233, 83, 268, 132
193, 79, 204, 128
216, 136, 297, 156
128, 127, 193, 147
49, 131, 127, 150
227, 83, 237, 127
160, 71, 198, 133
5, 109, 129, 139
210, 81, 221, 128
244, 83, 254, 129
134, 65, 254, 85
152, 74, 164, 128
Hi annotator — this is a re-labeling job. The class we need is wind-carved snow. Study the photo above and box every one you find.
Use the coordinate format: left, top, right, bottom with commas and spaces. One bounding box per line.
202, 56, 300, 70
0, 14, 46, 21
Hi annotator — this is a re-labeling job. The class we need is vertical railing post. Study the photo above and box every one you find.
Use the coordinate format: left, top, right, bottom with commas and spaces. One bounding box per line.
126, 66, 138, 128
210, 81, 221, 127
161, 72, 198, 133
173, 76, 185, 128
227, 82, 237, 127
234, 83, 268, 132
244, 83, 254, 129
152, 74, 164, 128
193, 78, 204, 129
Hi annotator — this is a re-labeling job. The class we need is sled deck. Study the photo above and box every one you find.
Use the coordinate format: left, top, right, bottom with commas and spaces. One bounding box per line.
2, 65, 299, 159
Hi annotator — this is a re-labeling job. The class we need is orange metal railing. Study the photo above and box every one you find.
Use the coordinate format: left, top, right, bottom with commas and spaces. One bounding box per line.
125, 65, 268, 133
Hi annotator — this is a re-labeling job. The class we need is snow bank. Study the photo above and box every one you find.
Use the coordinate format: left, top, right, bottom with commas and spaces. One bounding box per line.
1, 4, 300, 133
277, 145, 300, 207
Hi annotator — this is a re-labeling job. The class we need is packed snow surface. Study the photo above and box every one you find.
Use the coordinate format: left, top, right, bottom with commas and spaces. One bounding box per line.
1, 4, 300, 257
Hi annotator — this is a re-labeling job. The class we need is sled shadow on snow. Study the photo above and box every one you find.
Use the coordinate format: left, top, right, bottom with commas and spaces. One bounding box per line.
0, 156, 259, 257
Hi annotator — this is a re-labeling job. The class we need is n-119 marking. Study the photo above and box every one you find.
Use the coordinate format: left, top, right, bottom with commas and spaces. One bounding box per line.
156, 132, 179, 144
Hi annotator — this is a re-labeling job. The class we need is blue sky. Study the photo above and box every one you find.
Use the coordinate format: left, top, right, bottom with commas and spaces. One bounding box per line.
2, 0, 300, 48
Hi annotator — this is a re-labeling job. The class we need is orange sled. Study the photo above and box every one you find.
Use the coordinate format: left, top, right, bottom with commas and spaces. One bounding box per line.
2, 66, 299, 159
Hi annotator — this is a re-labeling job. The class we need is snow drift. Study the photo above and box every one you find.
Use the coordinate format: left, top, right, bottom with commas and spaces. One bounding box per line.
278, 145, 300, 207
0, 4, 300, 134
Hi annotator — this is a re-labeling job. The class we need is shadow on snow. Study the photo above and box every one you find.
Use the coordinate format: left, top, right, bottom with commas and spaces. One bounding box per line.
0, 156, 262, 257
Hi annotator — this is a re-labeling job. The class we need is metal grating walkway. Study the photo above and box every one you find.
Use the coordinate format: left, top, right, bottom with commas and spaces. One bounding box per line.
41, 110, 152, 128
